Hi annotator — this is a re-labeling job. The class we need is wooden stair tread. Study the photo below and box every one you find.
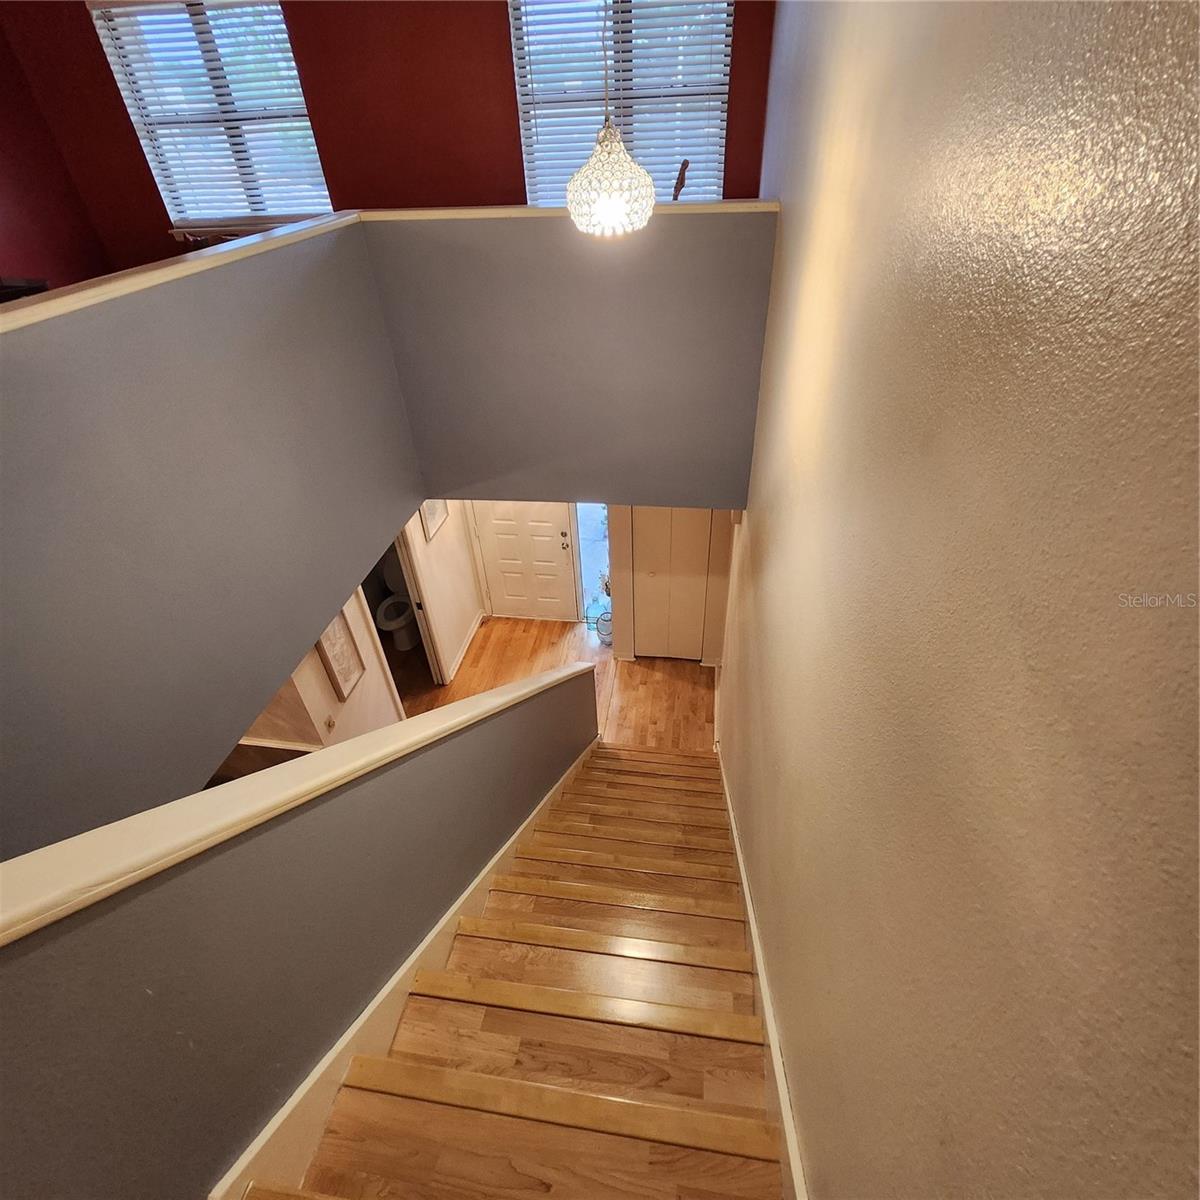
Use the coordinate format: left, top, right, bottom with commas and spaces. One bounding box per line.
392, 994, 768, 1115
456, 916, 753, 971
448, 934, 753, 1014
513, 856, 741, 900
567, 780, 728, 810
598, 741, 718, 761
577, 767, 725, 795
555, 796, 731, 829
412, 969, 765, 1044
491, 874, 745, 920
534, 818, 734, 854
306, 1088, 783, 1199
344, 1057, 779, 1161
516, 841, 738, 882
588, 755, 722, 781
484, 891, 749, 950
243, 1187, 342, 1200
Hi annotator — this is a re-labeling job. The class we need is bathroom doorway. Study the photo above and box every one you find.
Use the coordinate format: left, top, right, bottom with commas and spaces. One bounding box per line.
361, 537, 440, 699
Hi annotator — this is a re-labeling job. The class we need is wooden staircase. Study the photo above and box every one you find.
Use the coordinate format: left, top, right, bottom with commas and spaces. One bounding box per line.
246, 741, 782, 1199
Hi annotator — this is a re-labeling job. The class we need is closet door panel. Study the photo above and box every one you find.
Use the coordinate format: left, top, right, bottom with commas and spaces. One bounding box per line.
632, 506, 672, 657
666, 508, 711, 660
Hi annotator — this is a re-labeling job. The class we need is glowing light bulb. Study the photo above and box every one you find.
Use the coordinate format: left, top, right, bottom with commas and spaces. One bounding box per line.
566, 120, 655, 237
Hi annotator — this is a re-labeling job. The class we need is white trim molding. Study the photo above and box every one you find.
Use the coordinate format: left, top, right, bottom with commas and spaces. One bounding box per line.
0, 663, 595, 948
721, 755, 810, 1200
0, 202, 779, 334
0, 213, 357, 333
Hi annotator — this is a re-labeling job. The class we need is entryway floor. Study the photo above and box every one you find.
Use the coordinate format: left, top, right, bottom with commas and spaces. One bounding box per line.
389, 617, 715, 753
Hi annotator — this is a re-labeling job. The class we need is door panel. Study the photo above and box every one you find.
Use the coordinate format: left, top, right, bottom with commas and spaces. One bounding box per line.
632, 507, 712, 660
632, 507, 672, 656
472, 501, 580, 620
666, 508, 711, 660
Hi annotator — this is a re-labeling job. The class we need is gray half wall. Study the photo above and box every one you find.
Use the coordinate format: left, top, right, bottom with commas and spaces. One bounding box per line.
0, 669, 598, 1200
0, 225, 425, 856
364, 211, 776, 508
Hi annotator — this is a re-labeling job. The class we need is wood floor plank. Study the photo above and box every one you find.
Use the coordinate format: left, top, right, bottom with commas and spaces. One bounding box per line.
514, 856, 742, 900
306, 1088, 783, 1199
601, 659, 717, 754
555, 795, 731, 829
491, 874, 745, 920
344, 1057, 780, 1161
577, 767, 725, 796
484, 891, 747, 949
456, 917, 753, 972
588, 755, 722, 781
411, 970, 766, 1043
568, 780, 729, 811
516, 841, 738, 882
534, 818, 734, 855
447, 936, 754, 1013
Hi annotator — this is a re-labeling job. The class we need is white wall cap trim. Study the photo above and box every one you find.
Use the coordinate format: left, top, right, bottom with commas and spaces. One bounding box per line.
0, 212, 359, 334
0, 202, 778, 333
0, 662, 596, 948
357, 200, 779, 221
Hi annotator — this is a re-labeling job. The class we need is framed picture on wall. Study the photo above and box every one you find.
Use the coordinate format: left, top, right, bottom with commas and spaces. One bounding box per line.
420, 498, 449, 542
316, 611, 365, 701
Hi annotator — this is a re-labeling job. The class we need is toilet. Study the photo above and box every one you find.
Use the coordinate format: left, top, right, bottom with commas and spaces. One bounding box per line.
375, 553, 419, 651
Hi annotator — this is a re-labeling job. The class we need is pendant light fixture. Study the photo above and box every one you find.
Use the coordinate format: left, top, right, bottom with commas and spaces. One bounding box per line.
566, 1, 655, 237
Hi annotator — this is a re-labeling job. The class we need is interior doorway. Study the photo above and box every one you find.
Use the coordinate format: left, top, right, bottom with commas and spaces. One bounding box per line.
469, 500, 581, 620
577, 503, 610, 630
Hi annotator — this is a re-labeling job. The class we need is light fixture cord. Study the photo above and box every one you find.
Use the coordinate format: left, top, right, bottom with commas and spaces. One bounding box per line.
602, 0, 610, 124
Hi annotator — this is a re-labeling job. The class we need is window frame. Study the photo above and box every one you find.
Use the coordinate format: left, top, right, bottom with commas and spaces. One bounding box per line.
509, 0, 735, 208
91, 0, 330, 232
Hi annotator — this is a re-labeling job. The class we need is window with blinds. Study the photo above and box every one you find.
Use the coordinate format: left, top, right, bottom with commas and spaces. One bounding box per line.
508, 0, 734, 208
91, 1, 330, 226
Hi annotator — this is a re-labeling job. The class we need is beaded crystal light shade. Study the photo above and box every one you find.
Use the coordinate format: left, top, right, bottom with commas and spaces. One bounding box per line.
567, 119, 656, 237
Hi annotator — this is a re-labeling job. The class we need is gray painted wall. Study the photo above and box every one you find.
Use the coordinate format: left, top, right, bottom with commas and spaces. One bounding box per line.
0, 226, 425, 856
364, 211, 775, 508
0, 670, 598, 1200
1, 210, 773, 857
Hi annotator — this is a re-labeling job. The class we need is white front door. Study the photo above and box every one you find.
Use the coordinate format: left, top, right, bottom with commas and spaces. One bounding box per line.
470, 501, 581, 621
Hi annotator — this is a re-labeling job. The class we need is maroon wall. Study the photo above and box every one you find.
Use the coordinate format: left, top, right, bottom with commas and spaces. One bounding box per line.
1, 0, 774, 289
724, 0, 775, 199
0, 2, 181, 274
282, 0, 529, 210
0, 24, 110, 289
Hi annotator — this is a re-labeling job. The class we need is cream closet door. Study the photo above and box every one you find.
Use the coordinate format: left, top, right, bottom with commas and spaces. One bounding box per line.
632, 507, 712, 659
470, 501, 580, 620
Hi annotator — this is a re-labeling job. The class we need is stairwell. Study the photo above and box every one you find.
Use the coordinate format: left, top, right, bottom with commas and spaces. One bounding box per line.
246, 741, 783, 1199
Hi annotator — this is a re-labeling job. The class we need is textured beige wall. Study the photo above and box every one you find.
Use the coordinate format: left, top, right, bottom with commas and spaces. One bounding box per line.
720, 4, 1198, 1198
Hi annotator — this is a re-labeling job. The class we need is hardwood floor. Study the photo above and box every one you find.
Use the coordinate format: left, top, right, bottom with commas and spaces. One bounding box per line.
246, 743, 781, 1200
388, 616, 716, 752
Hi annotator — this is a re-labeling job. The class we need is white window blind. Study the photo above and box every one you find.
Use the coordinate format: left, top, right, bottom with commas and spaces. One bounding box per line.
509, 0, 734, 208
91, 0, 330, 226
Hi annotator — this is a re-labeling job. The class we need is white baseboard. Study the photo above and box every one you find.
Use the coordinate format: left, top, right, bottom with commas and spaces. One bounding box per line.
720, 756, 809, 1200
208, 735, 598, 1200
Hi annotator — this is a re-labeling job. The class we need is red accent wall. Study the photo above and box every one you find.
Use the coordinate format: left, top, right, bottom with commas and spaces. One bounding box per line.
281, 1, 528, 210
0, 0, 773, 289
0, 24, 111, 289
724, 0, 775, 199
0, 2, 182, 273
